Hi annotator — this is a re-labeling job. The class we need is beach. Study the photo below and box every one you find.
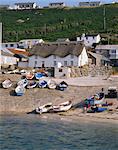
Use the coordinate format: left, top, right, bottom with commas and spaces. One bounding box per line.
0, 74, 118, 123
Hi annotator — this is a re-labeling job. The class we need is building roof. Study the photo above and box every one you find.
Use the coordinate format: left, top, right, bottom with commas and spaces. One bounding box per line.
29, 42, 85, 58
88, 51, 110, 61
8, 48, 29, 57
15, 2, 35, 5
95, 45, 118, 50
1, 50, 14, 57
49, 2, 65, 5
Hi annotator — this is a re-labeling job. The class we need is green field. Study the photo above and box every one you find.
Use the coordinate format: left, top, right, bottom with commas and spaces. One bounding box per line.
0, 4, 118, 43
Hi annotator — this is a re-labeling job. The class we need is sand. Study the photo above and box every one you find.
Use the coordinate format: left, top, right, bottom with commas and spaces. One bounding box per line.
0, 74, 118, 123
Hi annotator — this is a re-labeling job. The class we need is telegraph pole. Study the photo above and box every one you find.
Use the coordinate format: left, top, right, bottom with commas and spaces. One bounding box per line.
0, 22, 2, 72
103, 7, 106, 31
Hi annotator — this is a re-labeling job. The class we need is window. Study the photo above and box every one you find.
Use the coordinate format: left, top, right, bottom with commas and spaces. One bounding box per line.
5, 44, 8, 47
71, 61, 74, 66
34, 61, 37, 67
71, 55, 74, 59
59, 68, 63, 72
54, 61, 57, 66
10, 44, 14, 47
64, 61, 67, 66
42, 61, 45, 68
111, 50, 116, 53
53, 55, 56, 59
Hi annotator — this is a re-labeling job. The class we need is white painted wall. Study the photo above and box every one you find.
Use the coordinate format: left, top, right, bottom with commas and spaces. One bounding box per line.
18, 61, 28, 68
2, 42, 18, 49
77, 34, 101, 47
78, 47, 88, 66
1, 55, 17, 65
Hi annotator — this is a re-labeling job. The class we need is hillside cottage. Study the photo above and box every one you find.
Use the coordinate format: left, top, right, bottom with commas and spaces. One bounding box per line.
14, 2, 37, 10
49, 2, 66, 8
18, 39, 44, 49
95, 45, 118, 66
2, 42, 19, 49
79, 1, 101, 7
77, 34, 101, 47
28, 42, 88, 68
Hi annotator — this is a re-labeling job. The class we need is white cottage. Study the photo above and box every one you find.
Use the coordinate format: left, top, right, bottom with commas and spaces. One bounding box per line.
49, 2, 66, 8
14, 2, 37, 10
77, 33, 101, 47
18, 39, 44, 49
28, 42, 88, 68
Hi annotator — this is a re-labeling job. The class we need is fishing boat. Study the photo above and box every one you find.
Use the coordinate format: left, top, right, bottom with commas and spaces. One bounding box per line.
27, 81, 37, 89
15, 85, 25, 96
56, 81, 68, 91
26, 72, 34, 80
17, 79, 28, 88
35, 72, 46, 80
47, 80, 57, 89
51, 101, 72, 112
93, 93, 105, 105
35, 103, 53, 114
38, 80, 48, 88
2, 79, 12, 89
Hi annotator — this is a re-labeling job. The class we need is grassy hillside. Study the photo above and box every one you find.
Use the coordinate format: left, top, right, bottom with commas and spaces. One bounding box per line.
0, 4, 118, 43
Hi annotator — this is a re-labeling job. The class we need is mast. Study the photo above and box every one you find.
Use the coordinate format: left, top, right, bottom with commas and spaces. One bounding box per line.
103, 7, 106, 31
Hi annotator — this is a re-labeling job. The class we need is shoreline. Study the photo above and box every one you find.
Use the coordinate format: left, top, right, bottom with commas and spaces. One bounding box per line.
0, 74, 118, 124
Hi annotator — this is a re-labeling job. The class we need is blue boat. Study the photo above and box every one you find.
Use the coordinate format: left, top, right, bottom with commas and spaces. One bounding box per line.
35, 72, 46, 80
15, 85, 26, 96
38, 80, 48, 88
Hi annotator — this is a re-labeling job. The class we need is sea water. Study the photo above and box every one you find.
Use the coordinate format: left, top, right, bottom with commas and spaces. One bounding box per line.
0, 114, 118, 150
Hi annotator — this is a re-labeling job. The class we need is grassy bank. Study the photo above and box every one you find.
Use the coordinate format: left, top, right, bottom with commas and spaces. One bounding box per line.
0, 4, 118, 42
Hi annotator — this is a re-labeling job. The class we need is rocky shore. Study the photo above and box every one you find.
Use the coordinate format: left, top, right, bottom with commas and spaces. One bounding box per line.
0, 74, 118, 123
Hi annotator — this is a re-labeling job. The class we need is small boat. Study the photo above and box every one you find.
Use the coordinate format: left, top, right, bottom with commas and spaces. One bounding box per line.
47, 80, 57, 89
35, 103, 53, 114
15, 85, 25, 96
17, 79, 28, 88
26, 72, 34, 80
51, 101, 72, 112
27, 81, 37, 89
2, 79, 12, 89
56, 81, 68, 91
38, 80, 48, 88
94, 93, 105, 105
35, 72, 46, 80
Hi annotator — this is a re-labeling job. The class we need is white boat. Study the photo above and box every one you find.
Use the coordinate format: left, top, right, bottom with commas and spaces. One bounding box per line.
94, 93, 105, 105
47, 80, 57, 89
2, 79, 12, 89
15, 85, 26, 96
17, 79, 28, 87
51, 101, 72, 112
35, 103, 53, 114
38, 80, 48, 88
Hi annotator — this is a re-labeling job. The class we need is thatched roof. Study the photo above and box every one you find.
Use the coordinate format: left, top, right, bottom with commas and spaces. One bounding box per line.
29, 42, 85, 58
